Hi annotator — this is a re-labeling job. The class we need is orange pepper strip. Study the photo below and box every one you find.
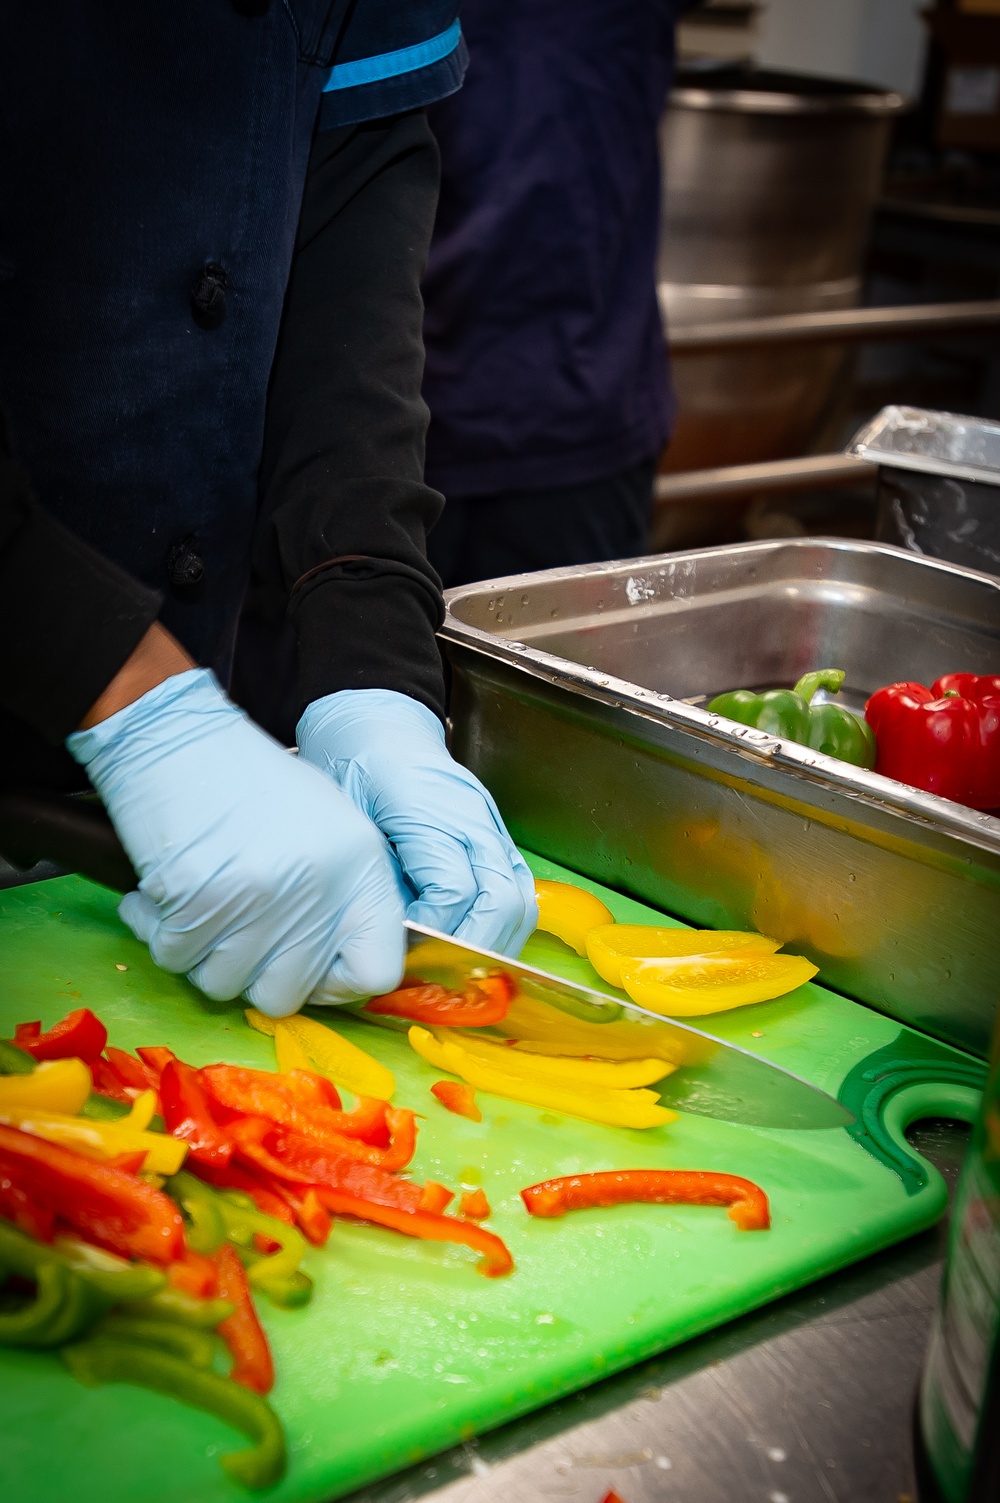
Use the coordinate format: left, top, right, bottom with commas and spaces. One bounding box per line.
213, 1241, 275, 1395
365, 973, 514, 1028
431, 1080, 482, 1122
521, 1170, 770, 1232
314, 1188, 514, 1277
459, 1188, 490, 1221
418, 1181, 455, 1214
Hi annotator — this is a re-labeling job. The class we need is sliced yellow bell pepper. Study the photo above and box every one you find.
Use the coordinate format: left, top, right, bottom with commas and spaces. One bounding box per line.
273, 1022, 314, 1075
618, 951, 818, 1016
587, 924, 780, 988
408, 1026, 677, 1130
245, 1008, 277, 1038
247, 1009, 395, 1100
497, 992, 708, 1067
438, 1028, 674, 1088
0, 1057, 92, 1114
534, 879, 614, 956
123, 1088, 158, 1131
0, 1106, 187, 1174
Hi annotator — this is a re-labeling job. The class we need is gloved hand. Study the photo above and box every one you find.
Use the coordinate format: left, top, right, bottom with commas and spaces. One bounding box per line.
297, 689, 538, 956
66, 669, 405, 1017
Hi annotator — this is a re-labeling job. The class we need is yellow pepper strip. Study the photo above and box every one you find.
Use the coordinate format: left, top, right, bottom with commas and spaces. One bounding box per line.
438, 1028, 674, 1089
408, 1027, 677, 1131
277, 1015, 395, 1101
618, 952, 818, 1017
123, 1089, 158, 1132
273, 1023, 314, 1075
0, 1106, 187, 1174
586, 925, 780, 988
0, 1057, 92, 1114
497, 993, 711, 1067
534, 879, 614, 957
245, 1008, 277, 1038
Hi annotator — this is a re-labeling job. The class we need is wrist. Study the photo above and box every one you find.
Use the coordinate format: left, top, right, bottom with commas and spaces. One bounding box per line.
78, 622, 195, 729
298, 688, 444, 760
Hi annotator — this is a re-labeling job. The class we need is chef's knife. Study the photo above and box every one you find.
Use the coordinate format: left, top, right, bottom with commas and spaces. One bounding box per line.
0, 789, 852, 1131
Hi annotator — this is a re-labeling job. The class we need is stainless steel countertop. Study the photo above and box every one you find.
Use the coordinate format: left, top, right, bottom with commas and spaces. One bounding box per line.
348, 1122, 968, 1503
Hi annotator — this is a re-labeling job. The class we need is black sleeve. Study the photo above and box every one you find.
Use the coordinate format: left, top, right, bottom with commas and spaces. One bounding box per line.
0, 413, 161, 745
245, 108, 447, 727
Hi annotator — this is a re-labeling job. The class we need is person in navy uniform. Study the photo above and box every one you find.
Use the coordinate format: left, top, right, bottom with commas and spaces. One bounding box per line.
0, 2, 535, 1018
422, 0, 685, 586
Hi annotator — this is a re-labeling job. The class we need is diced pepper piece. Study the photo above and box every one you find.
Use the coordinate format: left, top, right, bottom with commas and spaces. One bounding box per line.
521, 1169, 770, 1231
0, 1124, 185, 1263
0, 1058, 92, 1115
213, 1241, 275, 1395
62, 1340, 286, 1489
160, 1059, 234, 1168
314, 1187, 514, 1277
274, 1013, 395, 1101
409, 1028, 677, 1131
618, 952, 818, 1016
534, 879, 615, 956
15, 1009, 107, 1065
0, 1104, 187, 1175
418, 1181, 454, 1214
273, 1022, 313, 1076
586, 924, 780, 989
431, 1079, 482, 1122
460, 1188, 490, 1221
365, 972, 515, 1028
438, 1031, 674, 1090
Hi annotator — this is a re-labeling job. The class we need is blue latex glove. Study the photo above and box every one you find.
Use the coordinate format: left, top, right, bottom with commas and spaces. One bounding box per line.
66, 670, 405, 1016
297, 689, 537, 956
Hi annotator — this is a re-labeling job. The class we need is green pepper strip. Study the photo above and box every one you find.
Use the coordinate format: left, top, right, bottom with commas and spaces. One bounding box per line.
0, 1040, 37, 1075
126, 1289, 235, 1328
0, 1222, 116, 1347
165, 1172, 227, 1255
168, 1173, 312, 1308
93, 1313, 219, 1368
62, 1339, 287, 1490
53, 1237, 166, 1303
0, 1260, 77, 1347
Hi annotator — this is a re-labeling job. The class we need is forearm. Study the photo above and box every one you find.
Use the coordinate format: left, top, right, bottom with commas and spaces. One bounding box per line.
252, 110, 447, 723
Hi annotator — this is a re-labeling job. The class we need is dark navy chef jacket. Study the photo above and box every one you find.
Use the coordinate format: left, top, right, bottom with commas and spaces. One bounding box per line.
0, 1, 465, 672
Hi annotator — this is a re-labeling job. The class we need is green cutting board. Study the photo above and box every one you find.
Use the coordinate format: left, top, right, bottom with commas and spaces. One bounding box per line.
0, 855, 984, 1503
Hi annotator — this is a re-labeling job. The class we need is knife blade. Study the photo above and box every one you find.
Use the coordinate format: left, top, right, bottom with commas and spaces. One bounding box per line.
400, 923, 852, 1131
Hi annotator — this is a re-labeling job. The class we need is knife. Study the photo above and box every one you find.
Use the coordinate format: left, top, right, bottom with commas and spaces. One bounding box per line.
0, 789, 851, 1130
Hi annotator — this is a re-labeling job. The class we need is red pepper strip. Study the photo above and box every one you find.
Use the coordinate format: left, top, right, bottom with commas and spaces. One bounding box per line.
0, 1173, 56, 1242
189, 1162, 296, 1227
365, 972, 515, 1028
521, 1170, 770, 1232
105, 1151, 148, 1175
314, 1189, 515, 1277
13, 1021, 41, 1044
167, 1248, 220, 1299
0, 1124, 185, 1262
160, 1060, 234, 1168
866, 677, 1000, 810
431, 1080, 482, 1122
90, 1057, 139, 1105
103, 1047, 153, 1094
15, 1008, 108, 1064
278, 1187, 331, 1247
199, 1065, 383, 1145
459, 1188, 490, 1221
418, 1181, 454, 1215
276, 1109, 417, 1174
135, 1046, 177, 1087
213, 1242, 275, 1395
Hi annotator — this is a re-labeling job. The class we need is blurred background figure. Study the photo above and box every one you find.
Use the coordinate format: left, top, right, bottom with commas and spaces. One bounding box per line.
422, 0, 689, 588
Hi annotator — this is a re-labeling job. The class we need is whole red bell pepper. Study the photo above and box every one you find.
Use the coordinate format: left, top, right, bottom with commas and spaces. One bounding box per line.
0, 1124, 185, 1262
14, 1008, 107, 1064
160, 1060, 234, 1168
866, 674, 1000, 810
521, 1169, 771, 1232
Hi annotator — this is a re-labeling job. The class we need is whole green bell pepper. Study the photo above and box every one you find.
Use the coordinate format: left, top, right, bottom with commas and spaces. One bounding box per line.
708, 669, 876, 769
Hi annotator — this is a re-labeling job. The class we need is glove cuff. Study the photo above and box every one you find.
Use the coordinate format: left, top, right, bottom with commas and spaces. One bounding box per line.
297, 688, 445, 765
66, 668, 225, 770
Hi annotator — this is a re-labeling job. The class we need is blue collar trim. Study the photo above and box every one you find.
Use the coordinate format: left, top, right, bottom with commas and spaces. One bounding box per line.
323, 19, 462, 93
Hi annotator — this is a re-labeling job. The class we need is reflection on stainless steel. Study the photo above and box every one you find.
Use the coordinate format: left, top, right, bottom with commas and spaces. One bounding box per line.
669, 299, 1000, 353
851, 406, 1000, 578
401, 923, 851, 1130
658, 66, 903, 472
654, 452, 876, 506
441, 539, 1000, 1058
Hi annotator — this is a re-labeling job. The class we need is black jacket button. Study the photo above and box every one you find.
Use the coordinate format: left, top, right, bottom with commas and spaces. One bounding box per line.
167, 537, 205, 588
190, 264, 228, 330
231, 0, 270, 15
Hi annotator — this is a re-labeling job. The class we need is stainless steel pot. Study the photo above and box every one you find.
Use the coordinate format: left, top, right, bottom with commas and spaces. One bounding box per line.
659, 66, 905, 474
441, 539, 1000, 1058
